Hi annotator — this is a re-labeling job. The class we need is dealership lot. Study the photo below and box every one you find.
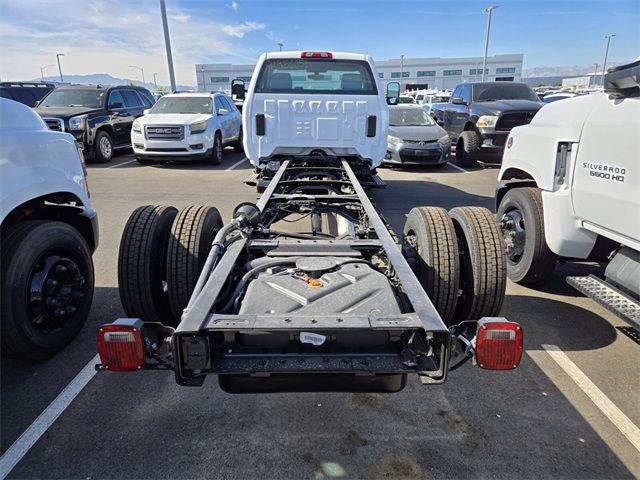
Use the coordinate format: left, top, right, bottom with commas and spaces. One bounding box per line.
1, 150, 638, 479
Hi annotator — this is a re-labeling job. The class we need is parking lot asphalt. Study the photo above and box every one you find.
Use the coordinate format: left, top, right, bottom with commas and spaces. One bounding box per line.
2, 149, 639, 479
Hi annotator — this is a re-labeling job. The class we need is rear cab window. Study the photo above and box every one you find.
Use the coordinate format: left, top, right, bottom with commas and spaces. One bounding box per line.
255, 59, 378, 95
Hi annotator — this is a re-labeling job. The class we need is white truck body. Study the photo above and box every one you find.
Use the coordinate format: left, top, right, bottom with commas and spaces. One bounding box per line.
499, 91, 639, 258
0, 98, 91, 221
242, 51, 389, 168
496, 59, 639, 323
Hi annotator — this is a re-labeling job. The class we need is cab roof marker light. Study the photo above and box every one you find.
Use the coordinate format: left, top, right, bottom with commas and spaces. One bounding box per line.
301, 52, 333, 59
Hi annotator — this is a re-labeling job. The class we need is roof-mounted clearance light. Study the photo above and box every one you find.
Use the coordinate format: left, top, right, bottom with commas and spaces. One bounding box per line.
301, 52, 333, 59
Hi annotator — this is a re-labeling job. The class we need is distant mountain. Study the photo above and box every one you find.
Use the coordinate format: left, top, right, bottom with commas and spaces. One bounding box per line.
523, 60, 631, 78
35, 73, 194, 92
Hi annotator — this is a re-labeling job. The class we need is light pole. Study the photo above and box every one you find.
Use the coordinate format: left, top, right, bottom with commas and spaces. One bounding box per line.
160, 0, 177, 92
40, 64, 56, 81
601, 34, 615, 86
129, 65, 145, 85
481, 5, 498, 82
593, 63, 599, 86
153, 73, 159, 91
277, 42, 283, 52
56, 53, 65, 83
200, 66, 206, 92
400, 54, 405, 92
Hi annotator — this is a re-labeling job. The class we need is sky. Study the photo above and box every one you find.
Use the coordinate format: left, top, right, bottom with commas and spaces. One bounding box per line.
0, 0, 638, 85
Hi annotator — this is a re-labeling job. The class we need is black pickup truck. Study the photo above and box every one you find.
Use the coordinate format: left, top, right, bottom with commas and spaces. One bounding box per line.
437, 82, 543, 166
35, 84, 155, 163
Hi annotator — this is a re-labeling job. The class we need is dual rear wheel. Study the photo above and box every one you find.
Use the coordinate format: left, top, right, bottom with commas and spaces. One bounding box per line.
118, 204, 222, 326
402, 206, 506, 325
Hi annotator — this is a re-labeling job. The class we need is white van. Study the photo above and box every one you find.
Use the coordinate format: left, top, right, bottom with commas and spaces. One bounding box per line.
240, 51, 396, 171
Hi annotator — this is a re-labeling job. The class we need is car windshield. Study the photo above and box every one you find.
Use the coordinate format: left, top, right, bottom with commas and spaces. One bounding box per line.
150, 96, 212, 114
389, 108, 436, 126
473, 84, 540, 102
40, 89, 105, 108
398, 97, 415, 103
432, 95, 450, 103
255, 59, 377, 95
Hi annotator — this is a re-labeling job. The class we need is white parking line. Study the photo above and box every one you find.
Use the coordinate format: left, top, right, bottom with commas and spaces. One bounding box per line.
106, 159, 136, 169
0, 355, 99, 480
542, 344, 640, 453
447, 162, 469, 173
226, 157, 248, 171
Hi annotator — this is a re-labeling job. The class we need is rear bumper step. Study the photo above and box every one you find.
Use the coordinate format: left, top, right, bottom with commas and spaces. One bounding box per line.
567, 274, 640, 327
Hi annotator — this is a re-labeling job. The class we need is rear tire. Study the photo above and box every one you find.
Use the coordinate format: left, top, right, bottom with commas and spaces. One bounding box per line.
234, 128, 244, 153
497, 187, 557, 284
455, 131, 480, 167
206, 132, 223, 165
402, 207, 460, 325
166, 205, 223, 321
118, 205, 179, 325
449, 207, 506, 323
1, 221, 94, 360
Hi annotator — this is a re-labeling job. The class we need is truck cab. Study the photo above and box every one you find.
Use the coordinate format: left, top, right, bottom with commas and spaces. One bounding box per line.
495, 59, 640, 323
238, 51, 395, 175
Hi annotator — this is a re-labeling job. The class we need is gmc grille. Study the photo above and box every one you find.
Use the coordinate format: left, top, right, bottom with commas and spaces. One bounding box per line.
43, 118, 64, 131
495, 111, 537, 131
145, 125, 183, 141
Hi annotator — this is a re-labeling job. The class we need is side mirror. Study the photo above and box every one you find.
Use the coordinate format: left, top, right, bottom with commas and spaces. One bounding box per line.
451, 97, 465, 105
143, 109, 150, 115
218, 108, 228, 115
231, 79, 245, 100
109, 101, 124, 109
386, 82, 400, 105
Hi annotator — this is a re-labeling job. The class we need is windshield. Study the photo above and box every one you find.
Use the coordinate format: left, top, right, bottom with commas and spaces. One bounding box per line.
389, 108, 436, 126
255, 59, 377, 95
150, 96, 212, 114
40, 89, 105, 108
398, 97, 415, 104
432, 95, 450, 103
415, 94, 424, 102
473, 83, 540, 102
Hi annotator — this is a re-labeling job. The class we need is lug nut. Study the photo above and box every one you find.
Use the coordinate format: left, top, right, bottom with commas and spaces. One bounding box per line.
46, 279, 59, 288
66, 306, 76, 314
54, 308, 66, 317
55, 265, 67, 274
46, 298, 57, 307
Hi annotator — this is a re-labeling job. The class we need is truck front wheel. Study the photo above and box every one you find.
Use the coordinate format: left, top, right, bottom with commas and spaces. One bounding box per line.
497, 187, 557, 284
1, 221, 94, 360
455, 131, 480, 167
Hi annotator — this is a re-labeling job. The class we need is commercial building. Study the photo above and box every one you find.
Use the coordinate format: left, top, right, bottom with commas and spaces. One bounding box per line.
195, 53, 523, 93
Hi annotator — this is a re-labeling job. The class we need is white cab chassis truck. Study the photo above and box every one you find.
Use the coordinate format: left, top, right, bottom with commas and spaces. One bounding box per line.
0, 99, 98, 360
99, 52, 523, 393
496, 60, 640, 325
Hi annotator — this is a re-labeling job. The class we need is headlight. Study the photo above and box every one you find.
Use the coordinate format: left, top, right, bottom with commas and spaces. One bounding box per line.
437, 134, 450, 145
388, 135, 403, 145
189, 120, 208, 135
132, 119, 142, 133
69, 114, 88, 130
476, 115, 499, 128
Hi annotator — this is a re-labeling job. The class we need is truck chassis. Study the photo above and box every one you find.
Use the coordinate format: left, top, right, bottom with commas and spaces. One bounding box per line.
99, 157, 519, 392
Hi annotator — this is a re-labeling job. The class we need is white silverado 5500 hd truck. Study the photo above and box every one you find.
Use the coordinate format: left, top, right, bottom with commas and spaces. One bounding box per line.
0, 98, 98, 359
496, 60, 640, 325
98, 52, 522, 393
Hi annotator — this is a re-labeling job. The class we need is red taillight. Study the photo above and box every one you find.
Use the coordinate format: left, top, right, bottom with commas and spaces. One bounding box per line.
301, 51, 333, 59
97, 323, 145, 371
475, 320, 523, 370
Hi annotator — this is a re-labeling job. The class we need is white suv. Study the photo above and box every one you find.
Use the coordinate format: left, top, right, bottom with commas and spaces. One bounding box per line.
131, 92, 243, 165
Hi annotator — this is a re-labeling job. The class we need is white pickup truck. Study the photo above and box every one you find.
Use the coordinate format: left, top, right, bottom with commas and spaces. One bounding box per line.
235, 51, 397, 190
0, 98, 98, 359
495, 59, 640, 324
